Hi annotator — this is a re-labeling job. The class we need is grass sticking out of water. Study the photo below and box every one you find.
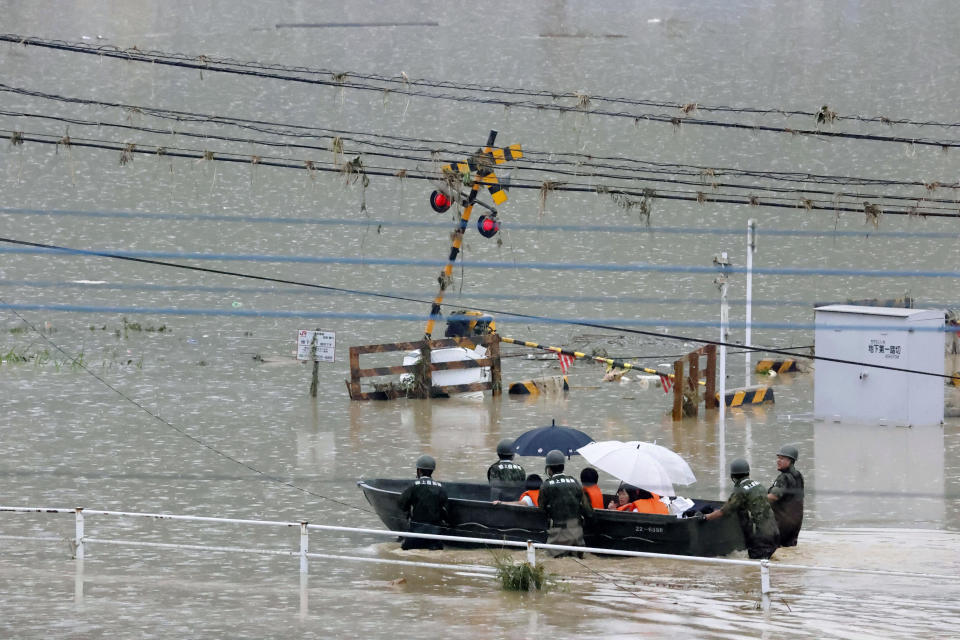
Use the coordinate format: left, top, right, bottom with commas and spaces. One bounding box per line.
490, 552, 550, 592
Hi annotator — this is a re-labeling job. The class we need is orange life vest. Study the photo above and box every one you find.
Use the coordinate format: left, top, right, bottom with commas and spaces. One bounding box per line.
583, 484, 604, 509
518, 489, 540, 507
617, 493, 670, 515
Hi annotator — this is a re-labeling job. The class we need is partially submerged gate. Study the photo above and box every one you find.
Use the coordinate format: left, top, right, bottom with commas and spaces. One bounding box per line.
346, 335, 501, 400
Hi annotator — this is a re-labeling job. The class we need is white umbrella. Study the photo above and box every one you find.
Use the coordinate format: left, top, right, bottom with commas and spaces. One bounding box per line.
577, 440, 697, 497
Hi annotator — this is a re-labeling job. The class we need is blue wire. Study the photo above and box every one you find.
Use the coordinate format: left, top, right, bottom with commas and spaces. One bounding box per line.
2, 247, 958, 278
2, 280, 953, 309
3, 207, 960, 239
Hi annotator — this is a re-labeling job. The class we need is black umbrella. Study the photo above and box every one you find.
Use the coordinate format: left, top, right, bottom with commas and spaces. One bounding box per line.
511, 419, 594, 458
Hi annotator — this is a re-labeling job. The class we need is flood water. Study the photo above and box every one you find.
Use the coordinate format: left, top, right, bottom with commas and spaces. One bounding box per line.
1, 1, 959, 638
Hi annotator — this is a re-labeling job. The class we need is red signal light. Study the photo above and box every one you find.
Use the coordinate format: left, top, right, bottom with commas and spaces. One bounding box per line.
476, 214, 500, 238
430, 190, 452, 213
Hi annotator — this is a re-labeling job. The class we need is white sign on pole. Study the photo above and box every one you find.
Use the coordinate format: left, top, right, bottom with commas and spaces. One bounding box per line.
297, 330, 336, 362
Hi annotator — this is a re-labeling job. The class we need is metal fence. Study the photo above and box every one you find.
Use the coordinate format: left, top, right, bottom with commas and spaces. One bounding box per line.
2, 505, 954, 612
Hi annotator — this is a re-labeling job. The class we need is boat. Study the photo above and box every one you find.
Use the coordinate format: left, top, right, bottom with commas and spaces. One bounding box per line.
358, 478, 746, 557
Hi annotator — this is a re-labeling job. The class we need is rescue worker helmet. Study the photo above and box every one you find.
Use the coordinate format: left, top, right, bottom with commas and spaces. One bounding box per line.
496, 438, 515, 457
415, 454, 436, 471
545, 449, 566, 467
777, 445, 799, 462
729, 458, 750, 477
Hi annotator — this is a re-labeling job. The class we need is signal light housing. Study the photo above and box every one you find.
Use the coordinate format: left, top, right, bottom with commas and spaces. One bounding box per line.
476, 214, 500, 238
429, 190, 452, 213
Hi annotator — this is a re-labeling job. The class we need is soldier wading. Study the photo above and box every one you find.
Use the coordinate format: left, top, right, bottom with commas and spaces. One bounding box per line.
398, 454, 448, 550
704, 458, 780, 559
767, 444, 805, 546
538, 449, 593, 557
487, 438, 526, 500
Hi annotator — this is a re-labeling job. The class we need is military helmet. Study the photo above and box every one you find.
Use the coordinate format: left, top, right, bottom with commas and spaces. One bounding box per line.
496, 438, 515, 457
415, 454, 436, 471
729, 458, 750, 477
545, 449, 566, 466
777, 444, 799, 461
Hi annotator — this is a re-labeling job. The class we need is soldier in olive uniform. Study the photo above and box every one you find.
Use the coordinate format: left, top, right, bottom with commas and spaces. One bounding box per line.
767, 444, 805, 546
538, 449, 593, 558
705, 458, 780, 559
398, 454, 448, 550
487, 438, 526, 501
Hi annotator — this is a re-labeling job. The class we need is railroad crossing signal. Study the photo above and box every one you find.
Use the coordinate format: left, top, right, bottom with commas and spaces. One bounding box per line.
424, 131, 522, 338
440, 143, 523, 206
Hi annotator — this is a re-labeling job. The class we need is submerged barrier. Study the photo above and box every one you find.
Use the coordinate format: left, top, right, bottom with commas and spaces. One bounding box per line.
1, 505, 954, 613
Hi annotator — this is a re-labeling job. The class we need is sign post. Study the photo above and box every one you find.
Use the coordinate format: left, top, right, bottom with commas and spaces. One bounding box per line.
297, 329, 336, 397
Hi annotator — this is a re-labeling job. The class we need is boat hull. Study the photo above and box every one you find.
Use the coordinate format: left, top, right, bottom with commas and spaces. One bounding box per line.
358, 479, 745, 557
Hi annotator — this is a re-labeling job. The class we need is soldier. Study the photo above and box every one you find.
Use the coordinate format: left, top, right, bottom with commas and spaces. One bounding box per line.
487, 438, 526, 501
704, 458, 780, 559
538, 449, 593, 558
767, 444, 805, 546
398, 454, 448, 550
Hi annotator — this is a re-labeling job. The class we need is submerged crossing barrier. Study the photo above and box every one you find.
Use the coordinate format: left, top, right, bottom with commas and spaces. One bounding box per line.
507, 375, 569, 394
719, 385, 775, 407
756, 359, 800, 374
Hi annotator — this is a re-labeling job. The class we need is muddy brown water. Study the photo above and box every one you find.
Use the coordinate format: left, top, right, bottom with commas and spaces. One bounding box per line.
1, 1, 959, 637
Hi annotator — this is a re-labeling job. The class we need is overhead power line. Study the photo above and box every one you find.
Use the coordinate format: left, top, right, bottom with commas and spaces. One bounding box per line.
4, 82, 958, 208
5, 130, 958, 219
4, 279, 947, 311
9, 102, 959, 209
3, 241, 960, 279
0, 236, 955, 381
5, 34, 960, 150
5, 207, 960, 239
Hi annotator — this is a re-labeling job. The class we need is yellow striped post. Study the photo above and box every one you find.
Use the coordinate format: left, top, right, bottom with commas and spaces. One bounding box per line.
756, 359, 799, 374
717, 385, 775, 407
425, 131, 521, 338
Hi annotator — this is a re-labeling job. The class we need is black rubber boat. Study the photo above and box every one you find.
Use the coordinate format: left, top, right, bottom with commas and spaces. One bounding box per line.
358, 478, 745, 557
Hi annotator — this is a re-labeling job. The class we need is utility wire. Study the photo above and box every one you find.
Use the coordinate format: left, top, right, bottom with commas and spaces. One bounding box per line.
3, 242, 960, 279
5, 207, 960, 240
3, 279, 946, 310
4, 82, 959, 195
1, 235, 957, 380
0, 297, 377, 517
5, 130, 957, 219
5, 35, 960, 149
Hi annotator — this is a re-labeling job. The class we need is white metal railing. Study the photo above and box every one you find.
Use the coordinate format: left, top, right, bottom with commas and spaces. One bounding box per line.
2, 505, 955, 613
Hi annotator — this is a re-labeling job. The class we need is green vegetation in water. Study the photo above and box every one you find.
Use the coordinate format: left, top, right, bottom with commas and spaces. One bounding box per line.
122, 317, 167, 338
490, 552, 551, 592
1, 347, 138, 370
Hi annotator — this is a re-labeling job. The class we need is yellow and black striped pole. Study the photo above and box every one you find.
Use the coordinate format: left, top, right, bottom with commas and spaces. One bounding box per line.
423, 131, 496, 339
423, 131, 522, 338
500, 335, 706, 386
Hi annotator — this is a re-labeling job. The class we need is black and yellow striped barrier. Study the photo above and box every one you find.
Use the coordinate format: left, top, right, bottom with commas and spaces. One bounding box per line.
508, 376, 570, 395
501, 336, 706, 387
441, 144, 522, 206
756, 359, 799, 374
717, 386, 775, 407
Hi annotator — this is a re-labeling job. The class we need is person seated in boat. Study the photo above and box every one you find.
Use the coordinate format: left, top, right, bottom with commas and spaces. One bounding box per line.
487, 438, 526, 501
398, 454, 448, 550
580, 467, 605, 509
607, 483, 670, 515
493, 474, 542, 507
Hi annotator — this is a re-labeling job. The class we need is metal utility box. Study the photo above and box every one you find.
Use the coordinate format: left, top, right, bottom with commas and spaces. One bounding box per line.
814, 305, 944, 426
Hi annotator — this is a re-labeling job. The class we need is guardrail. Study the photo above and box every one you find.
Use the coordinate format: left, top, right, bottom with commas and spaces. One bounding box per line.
2, 506, 954, 612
